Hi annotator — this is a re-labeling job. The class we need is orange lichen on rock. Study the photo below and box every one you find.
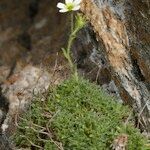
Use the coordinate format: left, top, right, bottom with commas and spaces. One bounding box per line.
80, 0, 131, 73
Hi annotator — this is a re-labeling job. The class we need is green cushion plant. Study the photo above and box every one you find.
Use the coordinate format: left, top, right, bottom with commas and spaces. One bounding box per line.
13, 77, 149, 150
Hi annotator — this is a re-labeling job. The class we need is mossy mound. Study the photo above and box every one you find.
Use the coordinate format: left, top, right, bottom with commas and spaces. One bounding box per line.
13, 77, 149, 150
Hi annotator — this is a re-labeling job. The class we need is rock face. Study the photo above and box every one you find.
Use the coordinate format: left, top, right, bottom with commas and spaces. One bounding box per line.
0, 0, 149, 143
1, 65, 51, 132
80, 0, 150, 131
0, 0, 69, 81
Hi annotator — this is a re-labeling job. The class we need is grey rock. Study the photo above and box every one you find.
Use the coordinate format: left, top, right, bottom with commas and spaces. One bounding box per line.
1, 65, 51, 133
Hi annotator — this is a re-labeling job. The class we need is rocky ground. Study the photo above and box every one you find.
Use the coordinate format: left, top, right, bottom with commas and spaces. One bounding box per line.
0, 0, 127, 149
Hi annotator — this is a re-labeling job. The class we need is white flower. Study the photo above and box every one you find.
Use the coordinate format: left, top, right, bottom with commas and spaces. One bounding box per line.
57, 0, 82, 13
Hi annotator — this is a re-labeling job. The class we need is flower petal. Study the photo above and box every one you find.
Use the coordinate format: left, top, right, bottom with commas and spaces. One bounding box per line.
65, 0, 73, 4
72, 5, 80, 11
59, 8, 68, 13
73, 0, 82, 5
57, 2, 66, 9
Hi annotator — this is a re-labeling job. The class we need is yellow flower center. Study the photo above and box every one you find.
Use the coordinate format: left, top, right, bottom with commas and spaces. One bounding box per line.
66, 3, 74, 11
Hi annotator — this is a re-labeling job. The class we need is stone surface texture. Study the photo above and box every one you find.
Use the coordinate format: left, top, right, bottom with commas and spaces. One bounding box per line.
0, 0, 149, 148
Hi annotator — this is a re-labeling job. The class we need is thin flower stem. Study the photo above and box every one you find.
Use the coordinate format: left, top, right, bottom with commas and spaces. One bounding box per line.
71, 13, 74, 33
63, 13, 86, 81
67, 28, 79, 55
66, 30, 78, 75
